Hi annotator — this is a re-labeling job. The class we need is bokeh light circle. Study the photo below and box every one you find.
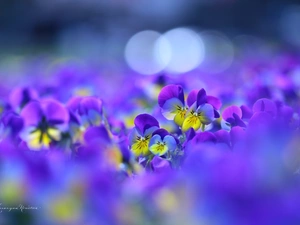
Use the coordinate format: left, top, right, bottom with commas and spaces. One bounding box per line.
125, 30, 170, 75
198, 31, 234, 74
157, 28, 205, 73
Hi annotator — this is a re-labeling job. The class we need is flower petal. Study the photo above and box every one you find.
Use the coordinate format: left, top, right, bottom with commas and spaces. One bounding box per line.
66, 97, 83, 112
161, 98, 184, 120
198, 104, 215, 124
252, 98, 277, 117
158, 84, 184, 108
192, 132, 217, 144
78, 96, 103, 116
151, 156, 171, 172
149, 143, 168, 156
144, 126, 159, 137
197, 88, 207, 107
207, 95, 222, 110
152, 129, 169, 139
42, 99, 69, 125
149, 134, 163, 147
233, 113, 246, 127
163, 135, 177, 151
20, 101, 43, 127
134, 114, 159, 134
187, 90, 198, 107
214, 130, 230, 146
230, 126, 246, 145
84, 125, 111, 144
9, 87, 39, 110
182, 115, 201, 132
222, 105, 242, 122
131, 139, 150, 157
240, 105, 253, 119
174, 109, 187, 126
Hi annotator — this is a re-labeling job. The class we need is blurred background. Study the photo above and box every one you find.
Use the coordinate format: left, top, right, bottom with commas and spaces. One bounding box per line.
0, 0, 300, 80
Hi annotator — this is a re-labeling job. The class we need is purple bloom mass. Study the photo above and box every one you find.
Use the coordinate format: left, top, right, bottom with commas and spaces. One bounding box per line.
0, 47, 300, 225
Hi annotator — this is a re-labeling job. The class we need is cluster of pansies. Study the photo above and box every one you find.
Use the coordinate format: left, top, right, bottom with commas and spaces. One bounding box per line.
0, 55, 300, 224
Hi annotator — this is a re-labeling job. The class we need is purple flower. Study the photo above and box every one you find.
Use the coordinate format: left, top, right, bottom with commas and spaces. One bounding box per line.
129, 114, 159, 157
20, 99, 69, 150
182, 104, 215, 132
1, 111, 24, 140
9, 87, 39, 111
149, 129, 177, 156
252, 98, 277, 117
191, 132, 217, 144
151, 156, 172, 173
222, 105, 246, 128
182, 89, 217, 132
67, 96, 103, 126
158, 84, 187, 126
187, 88, 222, 118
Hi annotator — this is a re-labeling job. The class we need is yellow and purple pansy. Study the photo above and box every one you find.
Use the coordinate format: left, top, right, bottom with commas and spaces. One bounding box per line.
129, 114, 159, 157
20, 99, 69, 150
182, 89, 216, 132
158, 84, 188, 126
149, 129, 177, 156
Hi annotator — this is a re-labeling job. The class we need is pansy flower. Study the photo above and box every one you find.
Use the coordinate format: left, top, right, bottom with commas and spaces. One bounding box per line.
80, 125, 123, 168
182, 89, 215, 132
252, 98, 277, 117
151, 156, 172, 173
129, 114, 159, 157
20, 99, 69, 150
9, 87, 39, 111
221, 105, 247, 129
149, 129, 177, 156
0, 98, 11, 118
187, 88, 222, 118
66, 96, 103, 143
247, 98, 277, 130
67, 96, 103, 127
0, 111, 24, 142
158, 84, 187, 126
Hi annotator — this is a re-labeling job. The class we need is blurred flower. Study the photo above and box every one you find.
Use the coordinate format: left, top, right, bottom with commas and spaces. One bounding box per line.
20, 99, 69, 150
67, 96, 103, 127
9, 87, 39, 112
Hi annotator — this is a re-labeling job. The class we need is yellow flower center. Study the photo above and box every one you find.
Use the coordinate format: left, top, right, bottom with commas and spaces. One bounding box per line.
131, 135, 151, 156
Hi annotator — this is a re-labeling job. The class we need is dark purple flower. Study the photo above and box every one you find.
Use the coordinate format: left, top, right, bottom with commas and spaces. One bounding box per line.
20, 99, 69, 150
222, 105, 246, 128
9, 87, 38, 111
67, 96, 103, 126
1, 111, 24, 139
252, 98, 277, 117
151, 156, 172, 173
